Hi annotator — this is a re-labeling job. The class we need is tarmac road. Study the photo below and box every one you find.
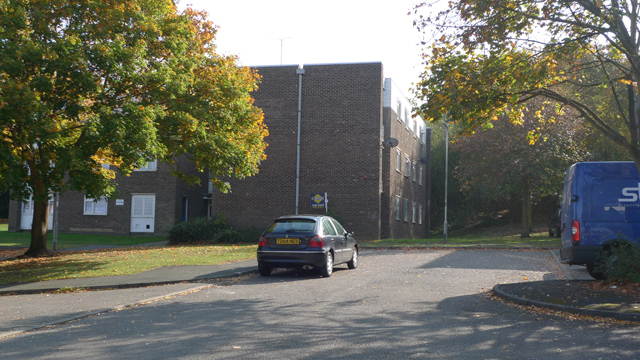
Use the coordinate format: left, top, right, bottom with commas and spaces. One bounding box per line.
1, 249, 639, 359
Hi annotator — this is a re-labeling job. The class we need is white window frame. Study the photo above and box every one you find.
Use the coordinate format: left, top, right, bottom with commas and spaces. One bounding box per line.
412, 202, 416, 223
84, 196, 108, 215
412, 161, 417, 182
418, 204, 423, 225
404, 198, 409, 222
421, 125, 427, 145
404, 155, 411, 177
397, 101, 403, 122
134, 159, 157, 172
396, 148, 402, 173
395, 196, 401, 221
419, 165, 424, 186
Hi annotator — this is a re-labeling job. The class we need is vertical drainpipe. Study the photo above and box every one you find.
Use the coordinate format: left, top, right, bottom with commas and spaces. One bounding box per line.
295, 65, 305, 214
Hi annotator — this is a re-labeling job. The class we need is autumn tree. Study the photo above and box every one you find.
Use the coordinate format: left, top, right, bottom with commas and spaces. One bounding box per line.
453, 98, 588, 237
412, 1, 640, 170
0, 0, 267, 257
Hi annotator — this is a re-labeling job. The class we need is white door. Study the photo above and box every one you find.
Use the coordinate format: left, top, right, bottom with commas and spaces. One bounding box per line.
21, 196, 54, 230
130, 194, 155, 233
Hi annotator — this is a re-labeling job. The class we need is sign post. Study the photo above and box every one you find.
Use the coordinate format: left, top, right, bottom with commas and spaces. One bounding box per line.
311, 192, 328, 213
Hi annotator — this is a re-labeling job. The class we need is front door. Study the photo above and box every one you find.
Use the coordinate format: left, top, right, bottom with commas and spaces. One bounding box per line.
21, 196, 54, 230
130, 194, 155, 233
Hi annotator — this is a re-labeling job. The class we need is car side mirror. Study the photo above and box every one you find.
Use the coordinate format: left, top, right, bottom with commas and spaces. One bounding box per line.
346, 232, 354, 237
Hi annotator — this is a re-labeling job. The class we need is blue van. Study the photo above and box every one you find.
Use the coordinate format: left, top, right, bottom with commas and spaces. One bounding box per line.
559, 161, 640, 279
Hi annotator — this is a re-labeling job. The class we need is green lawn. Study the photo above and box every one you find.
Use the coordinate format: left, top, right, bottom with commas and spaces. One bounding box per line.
0, 229, 165, 249
362, 229, 561, 248
0, 244, 257, 284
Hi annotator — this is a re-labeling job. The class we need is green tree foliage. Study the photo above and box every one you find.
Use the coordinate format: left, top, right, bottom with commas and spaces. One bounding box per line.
452, 98, 589, 237
0, 0, 268, 257
412, 0, 640, 170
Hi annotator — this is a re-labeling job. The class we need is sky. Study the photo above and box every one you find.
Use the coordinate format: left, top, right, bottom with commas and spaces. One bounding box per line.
178, 0, 427, 97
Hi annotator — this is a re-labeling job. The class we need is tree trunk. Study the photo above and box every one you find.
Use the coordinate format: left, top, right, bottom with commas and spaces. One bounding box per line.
521, 175, 532, 238
22, 180, 51, 258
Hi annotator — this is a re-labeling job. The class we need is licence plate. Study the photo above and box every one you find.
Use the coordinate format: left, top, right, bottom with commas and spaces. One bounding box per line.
276, 238, 300, 245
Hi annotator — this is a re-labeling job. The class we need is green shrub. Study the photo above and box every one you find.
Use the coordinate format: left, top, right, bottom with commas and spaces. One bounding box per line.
597, 242, 640, 283
168, 215, 228, 245
215, 227, 264, 244
168, 215, 263, 245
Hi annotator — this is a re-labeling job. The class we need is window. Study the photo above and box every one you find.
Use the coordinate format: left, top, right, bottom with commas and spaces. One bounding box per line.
266, 218, 315, 233
404, 198, 409, 222
412, 161, 417, 182
135, 159, 157, 171
397, 101, 403, 122
331, 219, 346, 235
84, 196, 108, 215
418, 204, 423, 225
421, 126, 427, 145
404, 155, 411, 177
419, 165, 424, 186
395, 196, 401, 220
323, 219, 337, 235
396, 149, 402, 173
412, 202, 416, 223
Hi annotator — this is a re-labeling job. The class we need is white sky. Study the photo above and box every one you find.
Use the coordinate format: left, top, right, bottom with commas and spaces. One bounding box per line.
178, 0, 426, 96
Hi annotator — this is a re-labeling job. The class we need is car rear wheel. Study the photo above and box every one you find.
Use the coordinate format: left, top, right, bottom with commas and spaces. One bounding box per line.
320, 252, 333, 277
347, 247, 358, 269
258, 263, 272, 276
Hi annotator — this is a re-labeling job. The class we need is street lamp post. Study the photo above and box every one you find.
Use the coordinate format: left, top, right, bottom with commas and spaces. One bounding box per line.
443, 122, 448, 243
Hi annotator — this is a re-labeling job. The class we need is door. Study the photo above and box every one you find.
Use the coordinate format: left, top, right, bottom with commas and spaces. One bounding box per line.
331, 218, 350, 263
323, 218, 344, 263
130, 194, 155, 233
21, 195, 54, 230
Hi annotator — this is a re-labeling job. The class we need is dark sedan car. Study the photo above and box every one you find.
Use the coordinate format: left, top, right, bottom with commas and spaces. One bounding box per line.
548, 208, 561, 237
257, 215, 358, 277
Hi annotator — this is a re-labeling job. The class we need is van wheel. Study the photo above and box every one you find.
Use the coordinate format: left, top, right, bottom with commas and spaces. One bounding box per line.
586, 264, 605, 280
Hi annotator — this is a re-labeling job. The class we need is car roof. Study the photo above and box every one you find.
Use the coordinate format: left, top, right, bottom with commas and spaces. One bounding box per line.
275, 215, 330, 221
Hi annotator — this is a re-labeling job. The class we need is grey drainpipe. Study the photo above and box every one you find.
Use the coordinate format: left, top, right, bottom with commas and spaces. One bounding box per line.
295, 65, 305, 214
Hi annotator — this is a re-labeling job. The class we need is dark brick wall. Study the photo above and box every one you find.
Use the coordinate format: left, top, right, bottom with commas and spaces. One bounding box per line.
8, 158, 207, 236
213, 63, 385, 239
383, 82, 431, 239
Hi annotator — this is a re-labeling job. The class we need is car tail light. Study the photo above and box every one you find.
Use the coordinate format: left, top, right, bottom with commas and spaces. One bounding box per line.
307, 235, 324, 248
571, 221, 580, 244
258, 235, 268, 247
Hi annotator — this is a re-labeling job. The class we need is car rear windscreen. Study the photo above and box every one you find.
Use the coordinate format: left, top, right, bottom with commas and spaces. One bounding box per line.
267, 219, 316, 233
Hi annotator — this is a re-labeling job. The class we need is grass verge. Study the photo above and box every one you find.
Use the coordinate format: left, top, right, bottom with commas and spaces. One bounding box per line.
0, 244, 256, 284
0, 230, 165, 249
362, 231, 561, 248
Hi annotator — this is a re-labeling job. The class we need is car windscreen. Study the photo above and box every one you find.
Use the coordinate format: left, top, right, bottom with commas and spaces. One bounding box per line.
266, 219, 316, 233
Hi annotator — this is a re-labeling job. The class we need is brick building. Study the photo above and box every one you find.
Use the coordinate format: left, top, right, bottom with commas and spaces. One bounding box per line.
8, 158, 210, 236
212, 63, 431, 240
8, 62, 430, 240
